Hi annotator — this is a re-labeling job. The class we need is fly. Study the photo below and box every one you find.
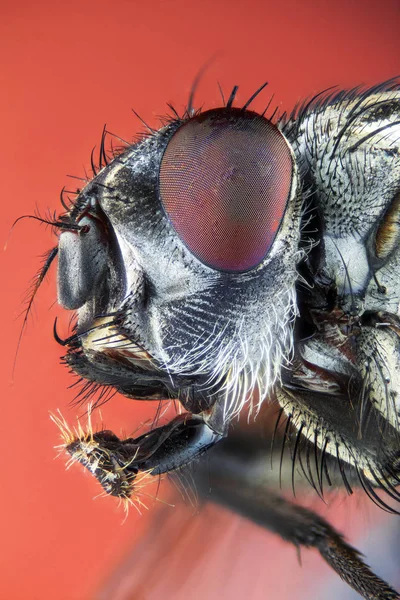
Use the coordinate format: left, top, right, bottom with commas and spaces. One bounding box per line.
23, 78, 400, 599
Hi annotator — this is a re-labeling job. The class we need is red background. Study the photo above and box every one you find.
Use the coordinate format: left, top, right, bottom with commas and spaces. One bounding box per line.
1, 1, 399, 599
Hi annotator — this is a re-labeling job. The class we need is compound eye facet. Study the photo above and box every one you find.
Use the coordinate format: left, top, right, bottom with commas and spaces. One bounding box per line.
159, 107, 293, 272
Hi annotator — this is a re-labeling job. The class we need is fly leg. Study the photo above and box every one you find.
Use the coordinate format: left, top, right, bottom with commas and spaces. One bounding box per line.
191, 439, 399, 600
54, 411, 224, 500
131, 414, 223, 475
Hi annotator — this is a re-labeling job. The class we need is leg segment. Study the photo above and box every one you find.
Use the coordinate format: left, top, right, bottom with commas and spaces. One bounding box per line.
191, 441, 399, 600
54, 412, 223, 499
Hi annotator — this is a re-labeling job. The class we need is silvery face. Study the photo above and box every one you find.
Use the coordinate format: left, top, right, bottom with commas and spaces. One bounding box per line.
57, 107, 302, 423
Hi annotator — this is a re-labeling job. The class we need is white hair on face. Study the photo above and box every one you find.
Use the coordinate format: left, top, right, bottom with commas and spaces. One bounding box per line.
160, 285, 297, 425
220, 285, 297, 422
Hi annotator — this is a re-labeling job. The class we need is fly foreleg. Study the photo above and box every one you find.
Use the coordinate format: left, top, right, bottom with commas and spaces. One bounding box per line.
55, 411, 224, 500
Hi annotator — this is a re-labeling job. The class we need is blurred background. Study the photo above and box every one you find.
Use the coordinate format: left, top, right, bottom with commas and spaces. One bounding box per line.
1, 0, 399, 598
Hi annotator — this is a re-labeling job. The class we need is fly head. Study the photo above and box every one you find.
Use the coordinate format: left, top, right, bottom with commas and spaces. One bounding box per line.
57, 105, 303, 423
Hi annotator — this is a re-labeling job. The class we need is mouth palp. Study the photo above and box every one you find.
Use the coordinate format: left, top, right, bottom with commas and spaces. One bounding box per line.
80, 316, 156, 368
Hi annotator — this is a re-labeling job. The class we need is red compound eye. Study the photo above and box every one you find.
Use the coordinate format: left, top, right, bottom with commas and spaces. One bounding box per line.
159, 107, 293, 272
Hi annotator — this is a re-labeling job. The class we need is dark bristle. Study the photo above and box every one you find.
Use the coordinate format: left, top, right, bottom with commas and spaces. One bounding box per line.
291, 423, 304, 497
99, 124, 108, 170
295, 86, 338, 128
270, 406, 284, 468
217, 82, 225, 105
313, 428, 323, 495
53, 317, 69, 347
166, 103, 181, 121
347, 119, 400, 154
187, 56, 217, 117
279, 413, 292, 489
131, 109, 155, 134
60, 186, 70, 211
305, 436, 324, 500
226, 85, 239, 109
66, 174, 89, 183
331, 97, 400, 160
106, 130, 131, 146
13, 246, 59, 378
90, 146, 98, 176
242, 81, 269, 111
12, 213, 81, 233
336, 443, 353, 495
319, 436, 330, 496
357, 467, 400, 515
261, 94, 275, 118
269, 105, 279, 122
368, 463, 400, 505
296, 438, 315, 491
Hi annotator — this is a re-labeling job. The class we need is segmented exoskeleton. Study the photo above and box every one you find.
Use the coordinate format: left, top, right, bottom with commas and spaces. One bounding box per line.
27, 78, 400, 599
